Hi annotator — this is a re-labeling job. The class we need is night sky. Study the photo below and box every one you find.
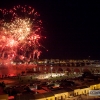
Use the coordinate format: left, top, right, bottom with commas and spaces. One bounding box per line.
0, 0, 100, 60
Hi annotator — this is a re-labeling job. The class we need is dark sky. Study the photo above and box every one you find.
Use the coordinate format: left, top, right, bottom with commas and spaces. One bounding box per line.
0, 0, 100, 59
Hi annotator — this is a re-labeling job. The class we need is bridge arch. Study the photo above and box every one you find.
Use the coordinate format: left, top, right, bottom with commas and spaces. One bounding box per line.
82, 68, 91, 73
57, 68, 63, 73
51, 67, 56, 73
73, 68, 80, 74
65, 68, 71, 72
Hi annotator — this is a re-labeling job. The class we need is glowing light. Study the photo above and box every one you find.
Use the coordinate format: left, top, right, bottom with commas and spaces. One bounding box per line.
6, 38, 18, 47
0, 5, 44, 62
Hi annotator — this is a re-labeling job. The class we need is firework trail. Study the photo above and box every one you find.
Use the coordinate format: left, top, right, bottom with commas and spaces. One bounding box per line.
0, 5, 43, 62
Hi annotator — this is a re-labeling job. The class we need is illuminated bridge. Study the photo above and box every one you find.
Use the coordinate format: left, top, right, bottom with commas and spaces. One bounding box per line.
0, 59, 100, 77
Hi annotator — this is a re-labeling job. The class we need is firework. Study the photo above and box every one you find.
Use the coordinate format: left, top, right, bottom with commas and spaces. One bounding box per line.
0, 5, 43, 62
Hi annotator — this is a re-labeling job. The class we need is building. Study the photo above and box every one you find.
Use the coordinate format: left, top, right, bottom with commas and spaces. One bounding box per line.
13, 81, 100, 100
